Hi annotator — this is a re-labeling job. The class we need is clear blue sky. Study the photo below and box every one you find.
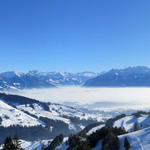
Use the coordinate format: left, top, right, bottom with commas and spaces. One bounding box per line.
0, 0, 150, 72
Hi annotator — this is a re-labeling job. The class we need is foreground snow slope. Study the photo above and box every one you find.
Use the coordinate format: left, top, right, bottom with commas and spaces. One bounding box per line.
90, 127, 150, 150
21, 139, 51, 150
119, 127, 150, 150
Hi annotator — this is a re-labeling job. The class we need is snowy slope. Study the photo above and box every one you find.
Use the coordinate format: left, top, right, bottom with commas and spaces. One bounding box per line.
87, 124, 105, 135
19, 125, 150, 150
0, 99, 44, 127
90, 127, 150, 150
21, 138, 69, 150
119, 127, 150, 150
16, 102, 101, 131
113, 114, 150, 131
21, 139, 51, 150
0, 93, 100, 141
17, 103, 77, 130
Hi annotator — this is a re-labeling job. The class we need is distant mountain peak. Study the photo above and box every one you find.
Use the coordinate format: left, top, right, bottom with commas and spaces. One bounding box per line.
84, 66, 150, 87
0, 71, 21, 78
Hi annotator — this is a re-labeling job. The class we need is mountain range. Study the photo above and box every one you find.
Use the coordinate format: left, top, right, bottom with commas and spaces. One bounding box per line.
84, 66, 150, 87
1, 66, 150, 91
0, 71, 98, 91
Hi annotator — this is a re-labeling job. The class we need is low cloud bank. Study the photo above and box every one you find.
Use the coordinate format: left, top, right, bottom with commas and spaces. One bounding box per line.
12, 86, 150, 106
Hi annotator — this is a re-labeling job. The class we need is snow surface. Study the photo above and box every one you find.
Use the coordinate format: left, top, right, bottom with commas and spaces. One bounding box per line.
16, 102, 101, 131
89, 127, 150, 150
21, 139, 51, 150
16, 103, 90, 131
13, 127, 150, 150
21, 138, 69, 150
119, 127, 150, 150
113, 114, 150, 131
87, 124, 105, 135
0, 100, 44, 127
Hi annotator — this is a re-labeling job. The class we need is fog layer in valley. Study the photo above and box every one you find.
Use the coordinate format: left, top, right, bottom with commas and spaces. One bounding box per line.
13, 86, 150, 107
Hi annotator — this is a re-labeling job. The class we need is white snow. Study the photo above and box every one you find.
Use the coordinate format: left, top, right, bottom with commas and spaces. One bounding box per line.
87, 124, 105, 135
0, 100, 45, 127
21, 139, 51, 150
119, 127, 150, 150
21, 138, 69, 150
16, 103, 89, 131
113, 114, 150, 131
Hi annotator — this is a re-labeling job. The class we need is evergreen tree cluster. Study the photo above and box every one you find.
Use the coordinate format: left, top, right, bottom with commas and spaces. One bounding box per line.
101, 132, 119, 150
1, 127, 131, 150
67, 127, 128, 150
44, 134, 64, 150
2, 135, 23, 150
67, 133, 90, 150
124, 137, 131, 150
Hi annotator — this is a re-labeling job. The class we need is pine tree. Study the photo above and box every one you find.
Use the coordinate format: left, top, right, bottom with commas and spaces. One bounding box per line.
13, 135, 23, 150
133, 122, 139, 131
124, 137, 130, 150
2, 136, 24, 150
3, 137, 14, 150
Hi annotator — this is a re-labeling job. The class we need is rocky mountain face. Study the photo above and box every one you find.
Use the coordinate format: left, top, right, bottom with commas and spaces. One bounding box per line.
84, 66, 150, 87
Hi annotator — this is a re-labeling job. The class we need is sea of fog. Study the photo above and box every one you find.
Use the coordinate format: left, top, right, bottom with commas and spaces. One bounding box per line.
11, 86, 150, 111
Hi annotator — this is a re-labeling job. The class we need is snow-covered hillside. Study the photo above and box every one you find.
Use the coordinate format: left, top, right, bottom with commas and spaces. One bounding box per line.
0, 93, 101, 141
1, 100, 149, 150
0, 100, 44, 127
88, 127, 150, 150
16, 102, 100, 131
119, 127, 150, 150
86, 124, 105, 135
21, 127, 150, 150
113, 113, 150, 131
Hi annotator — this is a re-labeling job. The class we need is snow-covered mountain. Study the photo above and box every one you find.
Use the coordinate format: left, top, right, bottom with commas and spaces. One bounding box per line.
0, 92, 101, 141
2, 66, 150, 90
84, 66, 150, 87
50, 111, 150, 150
1, 99, 150, 150
0, 71, 98, 91
119, 127, 150, 150
0, 100, 44, 127
113, 112, 150, 131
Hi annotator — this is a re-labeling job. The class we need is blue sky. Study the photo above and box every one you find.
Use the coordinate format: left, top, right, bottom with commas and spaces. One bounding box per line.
0, 0, 150, 72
